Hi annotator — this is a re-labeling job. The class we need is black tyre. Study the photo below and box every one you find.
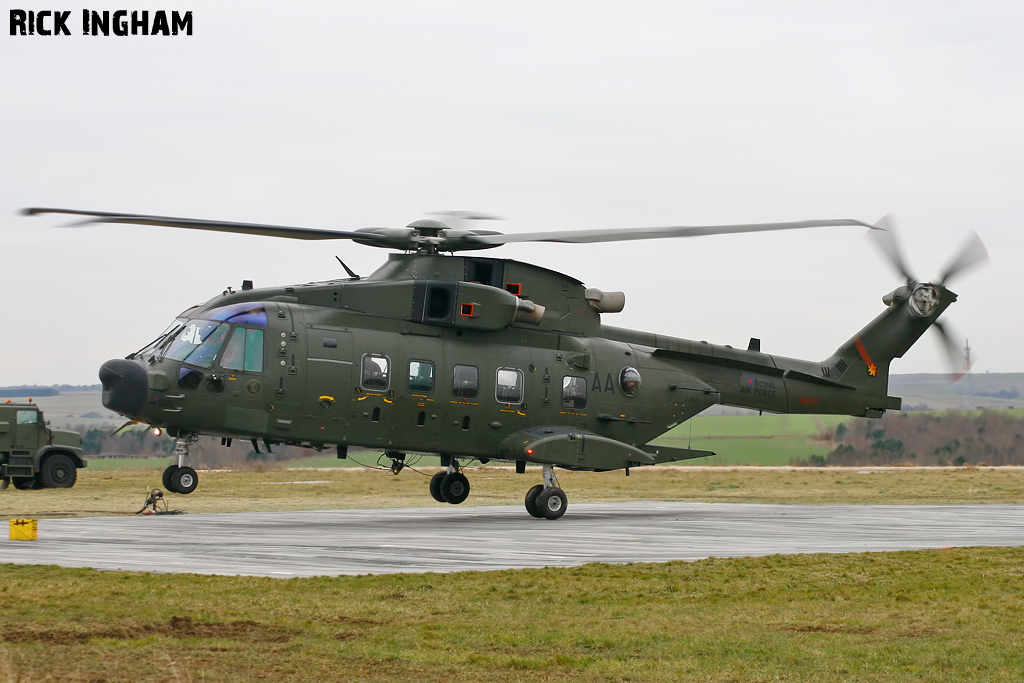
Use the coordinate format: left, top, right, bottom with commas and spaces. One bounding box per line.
429, 471, 447, 502
171, 466, 199, 494
536, 487, 567, 520
40, 453, 77, 488
524, 484, 544, 518
162, 464, 180, 493
12, 476, 37, 490
440, 472, 470, 504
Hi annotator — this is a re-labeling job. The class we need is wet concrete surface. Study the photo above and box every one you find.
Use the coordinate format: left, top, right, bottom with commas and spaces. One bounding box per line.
2, 502, 1021, 577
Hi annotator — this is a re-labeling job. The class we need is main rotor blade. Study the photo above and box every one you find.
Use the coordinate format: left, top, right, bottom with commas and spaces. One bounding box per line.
23, 208, 390, 243
866, 214, 915, 283
939, 232, 989, 286
464, 218, 874, 246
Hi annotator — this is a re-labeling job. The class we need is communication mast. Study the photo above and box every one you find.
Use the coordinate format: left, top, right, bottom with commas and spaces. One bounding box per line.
961, 339, 973, 411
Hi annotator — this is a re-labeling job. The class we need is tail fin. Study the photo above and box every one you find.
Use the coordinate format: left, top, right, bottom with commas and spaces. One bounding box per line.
822, 284, 957, 399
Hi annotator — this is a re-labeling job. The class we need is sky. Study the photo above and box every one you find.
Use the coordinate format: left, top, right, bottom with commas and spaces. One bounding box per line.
2, 1, 1022, 386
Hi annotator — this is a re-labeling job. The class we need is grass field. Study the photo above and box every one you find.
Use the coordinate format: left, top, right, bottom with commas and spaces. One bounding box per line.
3, 468, 1024, 681
2, 547, 1022, 682
2, 467, 1023, 518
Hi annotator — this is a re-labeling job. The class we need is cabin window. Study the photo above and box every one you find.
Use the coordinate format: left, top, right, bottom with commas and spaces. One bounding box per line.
408, 360, 435, 394
495, 367, 524, 404
620, 367, 642, 397
165, 322, 231, 368
562, 376, 587, 410
452, 364, 479, 399
221, 328, 265, 373
16, 410, 38, 425
361, 354, 391, 390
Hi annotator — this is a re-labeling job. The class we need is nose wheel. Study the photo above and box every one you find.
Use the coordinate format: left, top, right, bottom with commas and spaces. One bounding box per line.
164, 434, 200, 494
524, 464, 567, 519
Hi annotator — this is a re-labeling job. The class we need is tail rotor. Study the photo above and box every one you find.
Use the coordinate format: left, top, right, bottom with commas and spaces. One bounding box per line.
867, 215, 988, 380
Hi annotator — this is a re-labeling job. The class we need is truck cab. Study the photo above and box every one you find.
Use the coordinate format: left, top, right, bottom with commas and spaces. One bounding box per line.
0, 402, 86, 490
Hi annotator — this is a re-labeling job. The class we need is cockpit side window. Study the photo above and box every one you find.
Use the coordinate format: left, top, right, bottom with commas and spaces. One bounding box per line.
165, 322, 231, 368
222, 328, 265, 373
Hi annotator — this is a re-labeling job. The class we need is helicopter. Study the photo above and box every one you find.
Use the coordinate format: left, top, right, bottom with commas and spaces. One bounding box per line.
24, 208, 987, 519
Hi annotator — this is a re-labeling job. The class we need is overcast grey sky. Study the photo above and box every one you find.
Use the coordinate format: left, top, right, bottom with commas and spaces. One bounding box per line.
2, 1, 1022, 386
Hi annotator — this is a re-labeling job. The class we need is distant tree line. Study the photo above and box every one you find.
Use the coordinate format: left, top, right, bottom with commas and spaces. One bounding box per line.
0, 384, 102, 397
799, 410, 1024, 466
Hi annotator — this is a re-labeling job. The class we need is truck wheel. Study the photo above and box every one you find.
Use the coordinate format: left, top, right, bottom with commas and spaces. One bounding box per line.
40, 453, 77, 488
12, 476, 37, 490
162, 464, 180, 493
171, 466, 198, 494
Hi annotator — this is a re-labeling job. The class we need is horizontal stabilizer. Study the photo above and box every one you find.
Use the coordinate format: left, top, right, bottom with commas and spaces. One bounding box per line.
644, 444, 716, 463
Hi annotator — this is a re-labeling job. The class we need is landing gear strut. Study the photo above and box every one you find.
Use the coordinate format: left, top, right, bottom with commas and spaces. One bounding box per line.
429, 457, 471, 505
163, 434, 199, 494
524, 464, 567, 520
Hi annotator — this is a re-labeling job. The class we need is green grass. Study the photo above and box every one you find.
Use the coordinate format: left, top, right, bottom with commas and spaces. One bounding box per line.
677, 412, 847, 438
4, 468, 1023, 518
83, 456, 177, 471
650, 412, 845, 465
655, 435, 831, 465
2, 547, 1023, 682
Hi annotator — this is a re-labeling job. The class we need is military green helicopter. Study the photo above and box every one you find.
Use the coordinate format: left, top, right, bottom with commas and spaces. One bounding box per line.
25, 208, 986, 519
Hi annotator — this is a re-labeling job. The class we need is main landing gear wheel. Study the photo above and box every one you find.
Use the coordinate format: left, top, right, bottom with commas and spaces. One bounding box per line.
440, 472, 470, 504
40, 453, 76, 488
524, 484, 544, 518
536, 487, 568, 520
429, 471, 447, 503
171, 466, 198, 495
162, 464, 180, 493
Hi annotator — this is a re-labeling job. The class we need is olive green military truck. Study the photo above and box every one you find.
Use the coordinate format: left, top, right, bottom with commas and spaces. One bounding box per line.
0, 402, 86, 490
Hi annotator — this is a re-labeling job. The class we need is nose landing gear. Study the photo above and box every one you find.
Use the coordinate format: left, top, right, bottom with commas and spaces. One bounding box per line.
162, 434, 199, 494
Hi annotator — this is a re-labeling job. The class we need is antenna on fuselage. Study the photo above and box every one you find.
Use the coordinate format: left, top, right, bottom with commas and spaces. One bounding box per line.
335, 256, 361, 280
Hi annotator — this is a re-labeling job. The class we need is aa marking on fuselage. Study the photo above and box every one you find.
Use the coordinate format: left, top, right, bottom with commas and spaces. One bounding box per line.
591, 372, 614, 393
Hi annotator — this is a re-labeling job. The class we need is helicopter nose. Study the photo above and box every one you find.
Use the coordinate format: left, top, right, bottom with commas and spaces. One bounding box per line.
99, 359, 148, 418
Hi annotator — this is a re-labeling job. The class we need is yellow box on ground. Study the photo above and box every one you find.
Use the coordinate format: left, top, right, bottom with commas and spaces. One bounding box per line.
9, 518, 37, 541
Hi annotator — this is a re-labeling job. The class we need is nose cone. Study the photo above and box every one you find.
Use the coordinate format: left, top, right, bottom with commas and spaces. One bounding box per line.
99, 359, 148, 418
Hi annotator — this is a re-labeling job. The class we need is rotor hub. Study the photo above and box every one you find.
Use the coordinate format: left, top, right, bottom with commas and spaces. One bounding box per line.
909, 283, 940, 317
407, 219, 449, 237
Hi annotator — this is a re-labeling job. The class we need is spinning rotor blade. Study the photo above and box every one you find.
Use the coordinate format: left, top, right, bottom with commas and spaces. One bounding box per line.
939, 232, 989, 286
464, 218, 874, 246
931, 320, 973, 382
867, 214, 915, 283
24, 208, 875, 253
23, 208, 397, 245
